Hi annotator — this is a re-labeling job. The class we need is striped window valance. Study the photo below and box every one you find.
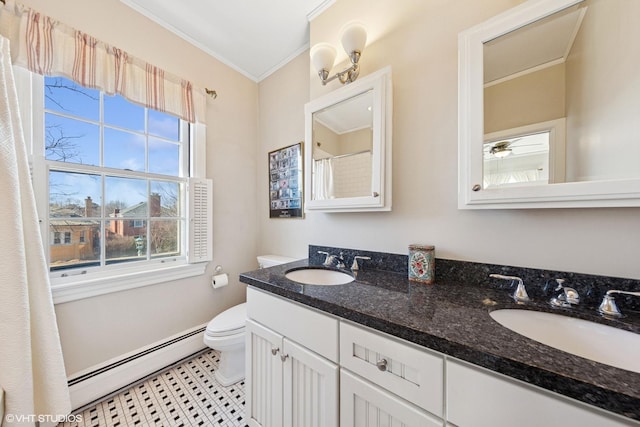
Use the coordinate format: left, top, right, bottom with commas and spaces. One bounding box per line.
0, 3, 205, 123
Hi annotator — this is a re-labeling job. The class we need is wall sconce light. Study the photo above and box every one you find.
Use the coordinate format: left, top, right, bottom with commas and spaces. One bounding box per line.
310, 22, 367, 86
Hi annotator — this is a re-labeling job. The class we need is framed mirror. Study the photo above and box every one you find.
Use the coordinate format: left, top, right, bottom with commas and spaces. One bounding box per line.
458, 0, 640, 208
304, 66, 392, 212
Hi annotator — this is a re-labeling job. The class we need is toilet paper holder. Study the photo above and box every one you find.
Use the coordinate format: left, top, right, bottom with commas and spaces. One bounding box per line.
211, 265, 228, 289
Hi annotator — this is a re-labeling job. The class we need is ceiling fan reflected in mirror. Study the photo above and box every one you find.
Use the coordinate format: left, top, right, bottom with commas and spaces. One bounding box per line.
486, 138, 521, 158
484, 132, 549, 159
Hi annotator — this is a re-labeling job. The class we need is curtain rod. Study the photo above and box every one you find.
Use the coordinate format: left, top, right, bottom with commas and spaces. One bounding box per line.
318, 149, 371, 160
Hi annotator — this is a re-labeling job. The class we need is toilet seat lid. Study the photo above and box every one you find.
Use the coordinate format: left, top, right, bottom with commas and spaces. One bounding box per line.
206, 302, 246, 335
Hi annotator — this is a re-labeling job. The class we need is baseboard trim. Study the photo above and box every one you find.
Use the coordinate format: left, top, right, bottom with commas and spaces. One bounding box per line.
68, 323, 208, 410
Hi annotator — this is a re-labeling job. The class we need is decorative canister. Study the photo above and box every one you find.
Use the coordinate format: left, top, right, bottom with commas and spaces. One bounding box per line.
408, 244, 435, 284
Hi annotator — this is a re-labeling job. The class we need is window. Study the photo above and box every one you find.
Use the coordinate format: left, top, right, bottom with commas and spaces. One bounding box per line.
16, 70, 212, 302
41, 75, 188, 273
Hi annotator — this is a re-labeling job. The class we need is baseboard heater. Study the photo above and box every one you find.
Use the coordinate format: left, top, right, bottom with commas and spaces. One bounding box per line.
68, 323, 207, 411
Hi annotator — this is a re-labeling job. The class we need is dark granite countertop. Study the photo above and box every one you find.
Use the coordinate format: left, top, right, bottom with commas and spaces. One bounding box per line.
240, 259, 640, 422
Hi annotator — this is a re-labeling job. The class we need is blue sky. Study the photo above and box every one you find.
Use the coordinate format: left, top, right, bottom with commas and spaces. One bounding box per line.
45, 76, 182, 211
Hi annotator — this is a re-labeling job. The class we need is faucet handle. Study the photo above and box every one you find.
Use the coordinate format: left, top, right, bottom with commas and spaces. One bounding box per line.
489, 274, 530, 303
598, 289, 640, 318
317, 251, 330, 265
351, 256, 371, 271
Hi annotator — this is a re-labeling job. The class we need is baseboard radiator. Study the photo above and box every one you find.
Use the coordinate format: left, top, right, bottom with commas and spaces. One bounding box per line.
67, 323, 208, 410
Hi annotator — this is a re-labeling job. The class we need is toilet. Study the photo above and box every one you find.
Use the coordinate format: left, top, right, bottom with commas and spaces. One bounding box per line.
204, 254, 298, 386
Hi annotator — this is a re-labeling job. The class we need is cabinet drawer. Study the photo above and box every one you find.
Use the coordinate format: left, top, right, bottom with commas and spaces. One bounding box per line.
341, 369, 443, 427
340, 321, 444, 417
247, 287, 339, 362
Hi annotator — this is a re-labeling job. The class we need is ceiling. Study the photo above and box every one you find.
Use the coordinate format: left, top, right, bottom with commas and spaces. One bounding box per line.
483, 4, 586, 84
120, 0, 334, 82
314, 90, 373, 135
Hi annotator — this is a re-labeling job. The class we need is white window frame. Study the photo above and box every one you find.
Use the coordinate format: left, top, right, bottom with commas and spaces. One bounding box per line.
15, 67, 211, 304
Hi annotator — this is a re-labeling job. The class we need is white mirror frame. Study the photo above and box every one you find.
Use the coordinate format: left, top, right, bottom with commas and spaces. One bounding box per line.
305, 66, 392, 212
458, 0, 640, 209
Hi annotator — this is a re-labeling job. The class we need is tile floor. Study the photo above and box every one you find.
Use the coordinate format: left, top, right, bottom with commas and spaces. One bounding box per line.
59, 349, 247, 427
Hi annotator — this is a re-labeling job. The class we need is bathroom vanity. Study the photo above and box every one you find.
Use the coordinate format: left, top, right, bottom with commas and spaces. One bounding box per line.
240, 247, 640, 427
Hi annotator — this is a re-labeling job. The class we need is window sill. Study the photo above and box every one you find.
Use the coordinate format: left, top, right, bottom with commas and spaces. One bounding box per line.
51, 262, 208, 304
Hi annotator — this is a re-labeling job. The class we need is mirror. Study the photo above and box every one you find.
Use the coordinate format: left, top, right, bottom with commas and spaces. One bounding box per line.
312, 89, 374, 200
459, 0, 640, 208
305, 67, 392, 212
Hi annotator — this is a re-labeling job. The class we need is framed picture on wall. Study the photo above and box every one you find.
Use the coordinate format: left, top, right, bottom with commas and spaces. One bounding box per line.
269, 142, 304, 219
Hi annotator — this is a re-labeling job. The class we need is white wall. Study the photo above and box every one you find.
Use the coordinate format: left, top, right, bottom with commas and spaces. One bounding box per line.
18, 0, 260, 375
257, 0, 640, 281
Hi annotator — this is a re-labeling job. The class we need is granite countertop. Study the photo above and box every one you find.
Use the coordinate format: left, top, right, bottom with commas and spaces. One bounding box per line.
240, 259, 640, 422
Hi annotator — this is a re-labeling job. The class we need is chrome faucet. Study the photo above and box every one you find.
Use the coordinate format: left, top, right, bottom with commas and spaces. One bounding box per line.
598, 289, 640, 318
549, 279, 580, 308
323, 252, 346, 269
351, 255, 371, 271
489, 274, 531, 303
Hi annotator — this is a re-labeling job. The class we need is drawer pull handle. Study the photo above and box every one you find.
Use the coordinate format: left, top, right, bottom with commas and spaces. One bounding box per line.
280, 354, 289, 362
376, 359, 388, 371
271, 347, 279, 356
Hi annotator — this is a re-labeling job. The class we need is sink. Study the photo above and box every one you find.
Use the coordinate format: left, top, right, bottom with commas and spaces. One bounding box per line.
489, 309, 640, 374
285, 268, 354, 286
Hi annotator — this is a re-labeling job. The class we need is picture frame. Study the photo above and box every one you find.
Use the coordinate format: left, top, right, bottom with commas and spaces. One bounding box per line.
269, 142, 304, 219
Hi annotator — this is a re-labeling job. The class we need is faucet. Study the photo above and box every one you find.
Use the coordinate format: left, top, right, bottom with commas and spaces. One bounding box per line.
351, 255, 371, 271
598, 289, 640, 318
489, 274, 530, 303
549, 279, 580, 308
322, 252, 346, 269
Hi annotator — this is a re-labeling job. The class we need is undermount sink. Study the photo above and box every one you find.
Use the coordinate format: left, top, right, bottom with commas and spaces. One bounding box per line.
490, 309, 640, 374
285, 268, 354, 286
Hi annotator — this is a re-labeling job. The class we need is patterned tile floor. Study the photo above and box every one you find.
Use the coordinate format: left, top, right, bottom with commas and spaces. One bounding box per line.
59, 350, 247, 427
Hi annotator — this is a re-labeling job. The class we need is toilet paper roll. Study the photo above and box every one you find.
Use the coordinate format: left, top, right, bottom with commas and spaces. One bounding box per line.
212, 273, 229, 289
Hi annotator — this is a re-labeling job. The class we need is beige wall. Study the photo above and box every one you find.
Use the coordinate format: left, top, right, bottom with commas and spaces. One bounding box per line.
484, 63, 565, 134
565, 0, 640, 182
18, 0, 259, 375
257, 0, 640, 282
257, 52, 311, 258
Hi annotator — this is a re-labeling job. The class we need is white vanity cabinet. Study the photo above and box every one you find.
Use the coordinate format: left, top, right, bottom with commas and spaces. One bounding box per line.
447, 360, 638, 427
339, 321, 444, 427
246, 287, 639, 427
246, 288, 339, 427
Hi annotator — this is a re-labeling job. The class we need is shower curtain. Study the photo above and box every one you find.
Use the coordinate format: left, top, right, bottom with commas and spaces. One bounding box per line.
314, 158, 335, 200
0, 35, 70, 426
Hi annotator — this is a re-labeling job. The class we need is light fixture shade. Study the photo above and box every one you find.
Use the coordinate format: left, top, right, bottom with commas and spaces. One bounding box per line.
310, 43, 337, 73
493, 148, 512, 158
340, 22, 367, 55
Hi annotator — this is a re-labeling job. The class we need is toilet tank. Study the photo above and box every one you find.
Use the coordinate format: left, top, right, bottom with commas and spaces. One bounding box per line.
257, 254, 299, 268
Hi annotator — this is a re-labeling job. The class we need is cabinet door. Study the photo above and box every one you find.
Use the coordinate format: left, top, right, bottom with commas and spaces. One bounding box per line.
341, 369, 443, 427
246, 320, 284, 427
282, 338, 339, 427
447, 360, 637, 427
